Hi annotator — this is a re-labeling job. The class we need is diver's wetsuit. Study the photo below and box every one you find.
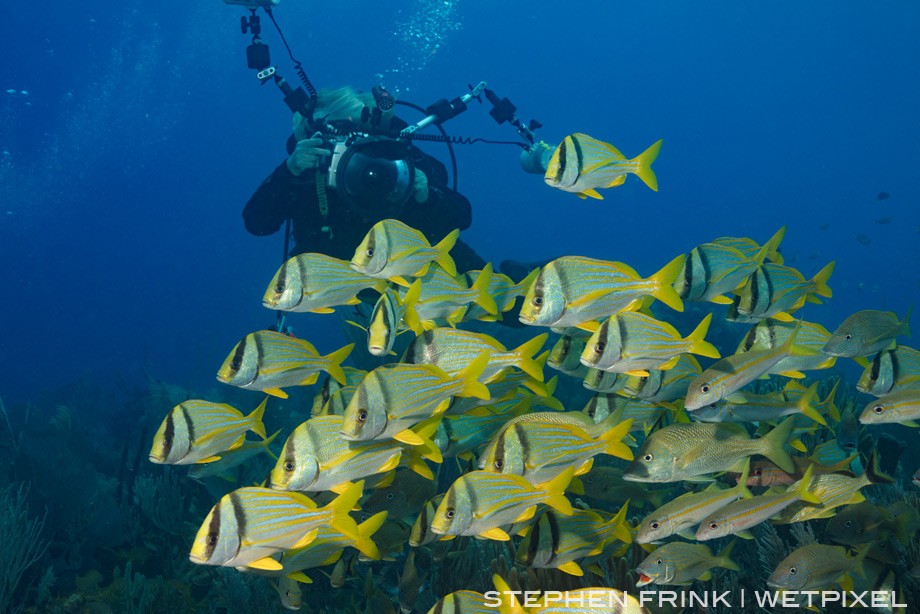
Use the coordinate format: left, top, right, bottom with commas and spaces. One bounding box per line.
243, 138, 486, 273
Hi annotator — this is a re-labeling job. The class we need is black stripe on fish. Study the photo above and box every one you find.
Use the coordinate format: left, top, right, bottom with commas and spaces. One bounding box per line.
275, 259, 288, 294
615, 315, 630, 360
570, 135, 585, 182
747, 269, 762, 314
279, 434, 297, 487
162, 412, 175, 456
513, 422, 529, 467
403, 331, 420, 364
886, 350, 899, 381
180, 402, 196, 443
253, 333, 265, 373
553, 137, 569, 185
230, 336, 247, 374
592, 319, 610, 364
546, 509, 561, 564
229, 491, 247, 551
366, 230, 377, 260
522, 511, 543, 566
204, 498, 222, 561
678, 249, 697, 298
493, 428, 507, 472
560, 335, 572, 358
584, 396, 599, 421
740, 325, 758, 352
531, 268, 547, 312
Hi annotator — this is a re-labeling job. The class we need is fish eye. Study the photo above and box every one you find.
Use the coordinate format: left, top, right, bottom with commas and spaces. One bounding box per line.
594, 342, 606, 354
494, 459, 504, 470
873, 405, 884, 414
700, 384, 711, 394
845, 334, 852, 340
357, 409, 368, 423
206, 533, 218, 546
708, 522, 718, 530
274, 282, 285, 293
532, 295, 544, 307
845, 520, 852, 528
656, 559, 662, 565
445, 508, 455, 519
650, 521, 660, 530
643, 453, 653, 462
366, 248, 374, 257
753, 468, 763, 476
283, 461, 295, 472
789, 567, 796, 575
231, 358, 242, 370
386, 492, 394, 500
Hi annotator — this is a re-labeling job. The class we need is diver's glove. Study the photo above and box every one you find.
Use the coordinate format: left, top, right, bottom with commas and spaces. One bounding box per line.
286, 132, 331, 176
413, 169, 429, 203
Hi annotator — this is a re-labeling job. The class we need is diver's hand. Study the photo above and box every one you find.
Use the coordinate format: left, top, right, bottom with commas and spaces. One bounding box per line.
286, 132, 331, 176
413, 169, 429, 203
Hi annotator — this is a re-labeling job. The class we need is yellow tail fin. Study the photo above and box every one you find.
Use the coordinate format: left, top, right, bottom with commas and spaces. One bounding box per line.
797, 383, 827, 427
455, 352, 491, 400
600, 419, 634, 461
649, 254, 686, 312
686, 313, 721, 359
762, 226, 787, 264
433, 229, 459, 277
795, 464, 821, 505
261, 429, 282, 462
512, 333, 548, 382
716, 539, 741, 571
471, 262, 498, 315
606, 501, 633, 544
409, 415, 444, 464
540, 466, 574, 515
631, 139, 662, 192
810, 261, 836, 299
323, 344, 355, 385
352, 511, 387, 560
760, 416, 796, 473
247, 397, 269, 440
326, 480, 364, 541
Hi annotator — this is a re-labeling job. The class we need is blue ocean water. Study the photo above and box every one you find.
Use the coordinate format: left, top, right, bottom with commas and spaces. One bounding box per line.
1, 2, 919, 611
2, 1, 917, 402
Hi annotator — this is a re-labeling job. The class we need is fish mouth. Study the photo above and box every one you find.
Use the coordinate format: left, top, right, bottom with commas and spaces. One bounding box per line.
518, 313, 535, 325
635, 573, 654, 587
148, 454, 165, 464
189, 553, 207, 564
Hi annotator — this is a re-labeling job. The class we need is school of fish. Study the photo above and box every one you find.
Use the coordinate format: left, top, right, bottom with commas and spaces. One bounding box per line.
149, 206, 918, 612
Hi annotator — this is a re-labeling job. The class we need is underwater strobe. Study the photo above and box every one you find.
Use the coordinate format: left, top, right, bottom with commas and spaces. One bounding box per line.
223, 0, 316, 121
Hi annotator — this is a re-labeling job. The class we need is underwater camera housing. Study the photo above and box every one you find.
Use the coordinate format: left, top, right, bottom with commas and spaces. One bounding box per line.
326, 133, 416, 216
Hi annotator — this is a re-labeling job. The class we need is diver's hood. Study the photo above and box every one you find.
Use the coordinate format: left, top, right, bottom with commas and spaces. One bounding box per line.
336, 137, 415, 216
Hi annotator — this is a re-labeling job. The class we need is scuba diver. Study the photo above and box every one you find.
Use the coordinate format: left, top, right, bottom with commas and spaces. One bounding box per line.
243, 86, 487, 273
